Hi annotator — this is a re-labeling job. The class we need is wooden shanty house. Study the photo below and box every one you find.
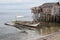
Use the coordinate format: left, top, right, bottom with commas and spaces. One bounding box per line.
31, 2, 60, 23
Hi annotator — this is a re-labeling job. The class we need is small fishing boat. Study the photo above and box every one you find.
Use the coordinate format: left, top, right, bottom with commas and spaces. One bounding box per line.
14, 22, 40, 28
4, 21, 40, 30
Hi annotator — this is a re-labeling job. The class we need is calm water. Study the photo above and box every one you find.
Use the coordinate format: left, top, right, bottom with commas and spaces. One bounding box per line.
0, 9, 33, 34
0, 10, 41, 40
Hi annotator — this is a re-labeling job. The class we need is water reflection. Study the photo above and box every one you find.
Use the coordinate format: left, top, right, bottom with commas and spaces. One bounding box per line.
36, 22, 60, 35
14, 22, 60, 35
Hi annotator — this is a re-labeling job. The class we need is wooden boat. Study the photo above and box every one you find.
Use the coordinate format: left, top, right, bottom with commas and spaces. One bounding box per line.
4, 21, 40, 30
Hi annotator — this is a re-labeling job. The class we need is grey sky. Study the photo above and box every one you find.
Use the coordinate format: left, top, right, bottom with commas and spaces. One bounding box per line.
0, 0, 59, 12
0, 0, 58, 3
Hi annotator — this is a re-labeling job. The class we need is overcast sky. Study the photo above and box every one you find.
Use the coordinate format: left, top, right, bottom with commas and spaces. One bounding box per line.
0, 0, 58, 3
0, 0, 59, 12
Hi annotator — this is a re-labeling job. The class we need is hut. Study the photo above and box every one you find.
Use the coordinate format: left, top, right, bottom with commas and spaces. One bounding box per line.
31, 2, 60, 23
